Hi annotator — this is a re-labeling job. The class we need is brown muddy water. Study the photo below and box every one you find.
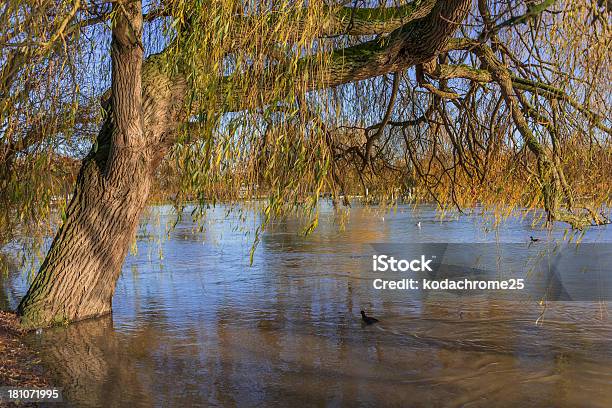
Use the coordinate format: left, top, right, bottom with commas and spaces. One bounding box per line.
1, 204, 612, 407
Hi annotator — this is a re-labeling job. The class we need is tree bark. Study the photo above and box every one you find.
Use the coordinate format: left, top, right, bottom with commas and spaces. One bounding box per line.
18, 73, 185, 328
17, 122, 153, 327
18, 0, 153, 327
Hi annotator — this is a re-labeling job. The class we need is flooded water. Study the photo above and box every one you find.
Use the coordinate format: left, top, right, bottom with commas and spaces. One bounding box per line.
2, 204, 612, 407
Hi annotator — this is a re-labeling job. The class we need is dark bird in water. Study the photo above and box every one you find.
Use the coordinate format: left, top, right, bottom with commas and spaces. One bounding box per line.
530, 236, 540, 243
361, 310, 379, 325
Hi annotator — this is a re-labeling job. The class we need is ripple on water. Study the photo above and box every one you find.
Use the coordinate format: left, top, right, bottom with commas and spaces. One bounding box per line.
2, 204, 611, 407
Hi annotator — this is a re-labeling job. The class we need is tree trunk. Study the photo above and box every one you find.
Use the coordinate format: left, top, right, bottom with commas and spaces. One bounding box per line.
18, 0, 153, 328
17, 125, 153, 327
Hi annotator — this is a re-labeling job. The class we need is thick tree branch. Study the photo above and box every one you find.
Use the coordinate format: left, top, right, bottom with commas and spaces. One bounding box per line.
316, 0, 438, 37
217, 0, 471, 112
152, 0, 438, 39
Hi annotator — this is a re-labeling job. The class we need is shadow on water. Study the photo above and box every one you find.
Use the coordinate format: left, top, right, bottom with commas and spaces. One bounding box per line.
2, 204, 612, 407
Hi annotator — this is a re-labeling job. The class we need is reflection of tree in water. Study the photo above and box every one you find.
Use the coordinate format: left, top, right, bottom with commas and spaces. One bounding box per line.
25, 280, 612, 407
30, 316, 157, 407
29, 307, 229, 407
261, 209, 390, 256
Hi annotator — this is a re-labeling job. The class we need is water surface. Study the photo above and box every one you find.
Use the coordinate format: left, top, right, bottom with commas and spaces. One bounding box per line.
2, 204, 612, 407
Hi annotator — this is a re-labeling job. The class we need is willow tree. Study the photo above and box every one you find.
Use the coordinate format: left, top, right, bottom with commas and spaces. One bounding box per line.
1, 0, 610, 327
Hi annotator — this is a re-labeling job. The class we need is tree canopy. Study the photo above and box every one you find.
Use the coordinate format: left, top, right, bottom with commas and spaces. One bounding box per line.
1, 0, 611, 249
